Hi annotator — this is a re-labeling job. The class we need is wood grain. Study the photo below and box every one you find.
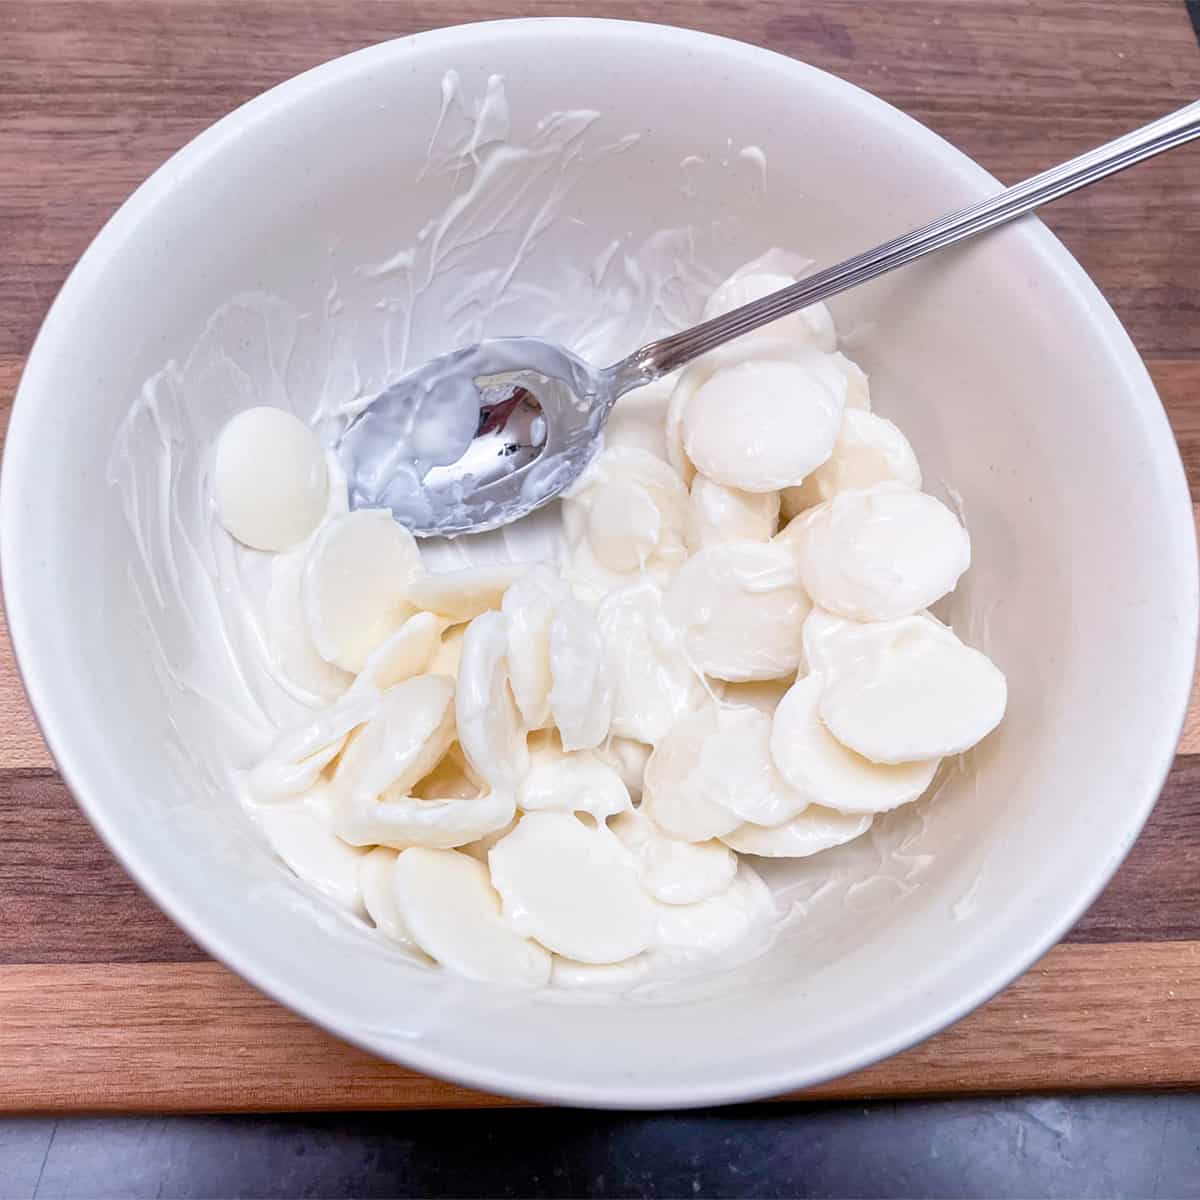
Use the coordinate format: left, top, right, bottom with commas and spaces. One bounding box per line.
2, 942, 1198, 1113
2, 3, 1200, 359
1069, 757, 1200, 943
1, 0, 1199, 1110
1183, 662, 1200, 757
0, 774, 203, 964
1152, 362, 1200, 504
0, 610, 52, 772
1, 759, 1197, 965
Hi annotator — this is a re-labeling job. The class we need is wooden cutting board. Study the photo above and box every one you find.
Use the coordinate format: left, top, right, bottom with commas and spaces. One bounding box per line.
2, 0, 1199, 1112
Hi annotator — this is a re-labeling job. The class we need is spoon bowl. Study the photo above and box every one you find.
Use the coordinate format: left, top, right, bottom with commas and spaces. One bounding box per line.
338, 337, 615, 535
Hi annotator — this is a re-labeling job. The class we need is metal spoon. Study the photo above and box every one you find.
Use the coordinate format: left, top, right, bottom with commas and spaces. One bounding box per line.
338, 98, 1200, 538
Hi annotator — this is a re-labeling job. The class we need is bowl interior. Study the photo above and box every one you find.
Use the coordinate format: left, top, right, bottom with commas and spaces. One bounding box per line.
4, 20, 1196, 1107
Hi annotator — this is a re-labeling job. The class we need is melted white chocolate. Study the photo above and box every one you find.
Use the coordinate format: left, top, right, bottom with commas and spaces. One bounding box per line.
114, 76, 1005, 989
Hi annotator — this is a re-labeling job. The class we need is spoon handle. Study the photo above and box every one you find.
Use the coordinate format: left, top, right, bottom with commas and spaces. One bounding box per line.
612, 98, 1200, 389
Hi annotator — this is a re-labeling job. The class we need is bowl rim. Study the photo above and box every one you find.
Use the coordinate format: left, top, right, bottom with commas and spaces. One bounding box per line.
3, 17, 1197, 1109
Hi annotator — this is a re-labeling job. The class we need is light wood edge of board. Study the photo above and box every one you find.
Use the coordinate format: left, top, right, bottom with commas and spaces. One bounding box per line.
2, 942, 1198, 1113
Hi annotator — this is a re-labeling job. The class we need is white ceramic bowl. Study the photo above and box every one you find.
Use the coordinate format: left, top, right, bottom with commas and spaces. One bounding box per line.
3, 20, 1196, 1108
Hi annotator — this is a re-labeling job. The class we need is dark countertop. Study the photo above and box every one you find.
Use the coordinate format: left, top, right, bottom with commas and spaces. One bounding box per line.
4, 1095, 1200, 1198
